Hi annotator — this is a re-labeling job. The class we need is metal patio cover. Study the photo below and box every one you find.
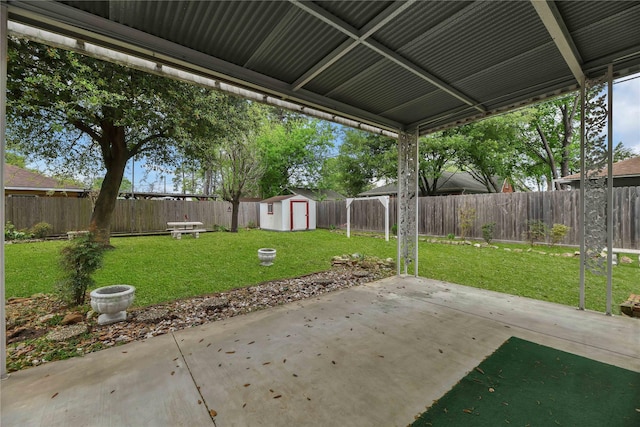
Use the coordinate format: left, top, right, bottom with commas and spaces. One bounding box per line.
6, 1, 640, 135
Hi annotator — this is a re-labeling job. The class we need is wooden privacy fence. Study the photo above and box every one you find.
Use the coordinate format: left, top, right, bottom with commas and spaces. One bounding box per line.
316, 186, 640, 249
5, 197, 260, 235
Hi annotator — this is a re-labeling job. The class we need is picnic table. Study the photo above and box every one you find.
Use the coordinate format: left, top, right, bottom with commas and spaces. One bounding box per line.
167, 221, 206, 240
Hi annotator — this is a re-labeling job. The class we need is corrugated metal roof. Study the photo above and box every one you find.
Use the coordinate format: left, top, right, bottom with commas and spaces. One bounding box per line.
8, 1, 640, 136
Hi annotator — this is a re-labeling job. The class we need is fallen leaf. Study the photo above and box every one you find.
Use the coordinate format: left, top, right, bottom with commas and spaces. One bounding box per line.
243, 403, 247, 408
263, 362, 271, 365
331, 361, 336, 365
110, 390, 115, 394
306, 397, 311, 401
171, 371, 175, 376
207, 343, 211, 347
292, 373, 298, 377
248, 341, 255, 345
122, 351, 127, 354
199, 338, 204, 343
378, 355, 384, 358
489, 387, 495, 392
438, 349, 443, 354
283, 359, 286, 363
226, 351, 235, 354
173, 357, 179, 361
475, 367, 485, 374
269, 389, 274, 393
209, 409, 217, 417
244, 383, 251, 387
51, 392, 58, 399
198, 400, 202, 405
463, 408, 473, 414
273, 395, 282, 399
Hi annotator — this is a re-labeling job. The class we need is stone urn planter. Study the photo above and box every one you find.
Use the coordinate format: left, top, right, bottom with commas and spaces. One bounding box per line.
90, 285, 136, 325
258, 248, 277, 266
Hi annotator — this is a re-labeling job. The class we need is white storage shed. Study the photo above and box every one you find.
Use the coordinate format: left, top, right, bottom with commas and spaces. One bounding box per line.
260, 194, 316, 232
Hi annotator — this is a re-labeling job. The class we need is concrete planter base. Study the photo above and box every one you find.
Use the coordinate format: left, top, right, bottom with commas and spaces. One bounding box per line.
90, 285, 136, 325
258, 248, 276, 266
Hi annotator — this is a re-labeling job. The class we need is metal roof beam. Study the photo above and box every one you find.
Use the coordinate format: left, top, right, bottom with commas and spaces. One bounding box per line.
531, 0, 584, 83
290, 0, 485, 112
291, 1, 414, 91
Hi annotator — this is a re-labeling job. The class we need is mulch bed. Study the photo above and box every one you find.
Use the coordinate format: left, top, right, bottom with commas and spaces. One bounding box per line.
5, 265, 393, 373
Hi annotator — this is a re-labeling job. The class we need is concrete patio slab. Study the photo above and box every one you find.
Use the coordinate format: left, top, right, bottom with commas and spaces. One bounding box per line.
1, 332, 213, 426
2, 276, 638, 426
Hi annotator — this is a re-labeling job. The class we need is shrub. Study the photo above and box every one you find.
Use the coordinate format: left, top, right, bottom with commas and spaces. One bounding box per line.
30, 222, 52, 239
524, 220, 547, 246
391, 223, 398, 236
447, 233, 455, 240
5, 221, 33, 240
550, 223, 570, 245
246, 221, 257, 229
56, 234, 104, 306
458, 205, 476, 240
481, 222, 496, 244
213, 224, 229, 232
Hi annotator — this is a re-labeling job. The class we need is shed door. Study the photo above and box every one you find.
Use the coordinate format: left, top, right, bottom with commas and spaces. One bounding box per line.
291, 200, 309, 230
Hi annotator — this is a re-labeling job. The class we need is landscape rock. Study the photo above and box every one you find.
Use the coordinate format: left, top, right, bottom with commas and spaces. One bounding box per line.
61, 313, 84, 325
201, 297, 230, 311
38, 314, 56, 323
46, 324, 88, 341
135, 307, 169, 323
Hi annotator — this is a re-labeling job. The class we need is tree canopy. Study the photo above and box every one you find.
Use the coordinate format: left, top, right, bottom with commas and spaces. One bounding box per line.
7, 37, 224, 244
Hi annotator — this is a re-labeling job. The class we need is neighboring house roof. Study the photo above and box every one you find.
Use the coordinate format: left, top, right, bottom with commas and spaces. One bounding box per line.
358, 183, 398, 197
4, 164, 84, 194
358, 172, 494, 197
560, 156, 640, 181
288, 187, 345, 201
556, 157, 640, 189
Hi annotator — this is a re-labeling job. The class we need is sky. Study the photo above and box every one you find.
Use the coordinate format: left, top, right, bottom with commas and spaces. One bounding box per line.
612, 73, 640, 154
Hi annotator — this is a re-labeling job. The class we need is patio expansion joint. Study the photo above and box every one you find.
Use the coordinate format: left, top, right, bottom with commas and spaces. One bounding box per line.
415, 296, 640, 362
171, 332, 218, 426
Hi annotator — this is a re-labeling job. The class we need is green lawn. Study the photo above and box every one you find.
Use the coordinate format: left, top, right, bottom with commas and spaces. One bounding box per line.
5, 229, 638, 314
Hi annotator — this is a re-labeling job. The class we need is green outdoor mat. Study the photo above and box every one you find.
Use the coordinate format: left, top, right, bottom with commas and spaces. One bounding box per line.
412, 337, 640, 426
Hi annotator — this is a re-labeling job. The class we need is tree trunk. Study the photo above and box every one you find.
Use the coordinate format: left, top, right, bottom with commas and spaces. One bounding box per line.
88, 125, 128, 246
230, 198, 240, 232
536, 125, 560, 191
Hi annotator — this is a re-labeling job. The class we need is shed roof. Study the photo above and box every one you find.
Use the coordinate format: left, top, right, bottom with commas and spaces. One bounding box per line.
288, 187, 345, 201
7, 1, 640, 136
261, 195, 297, 204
